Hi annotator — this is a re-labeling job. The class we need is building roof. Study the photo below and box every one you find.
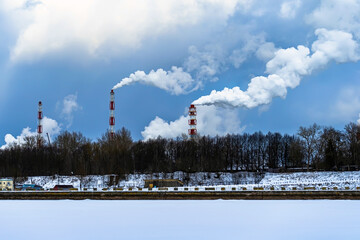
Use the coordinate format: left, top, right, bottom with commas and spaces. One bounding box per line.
22, 184, 42, 188
144, 179, 183, 184
54, 185, 74, 188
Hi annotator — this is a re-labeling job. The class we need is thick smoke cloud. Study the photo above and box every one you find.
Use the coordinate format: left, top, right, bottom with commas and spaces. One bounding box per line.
112, 67, 198, 95
193, 29, 360, 108
0, 117, 61, 149
141, 105, 244, 140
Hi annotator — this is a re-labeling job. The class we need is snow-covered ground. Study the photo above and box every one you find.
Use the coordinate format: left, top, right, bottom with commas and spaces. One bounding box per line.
259, 171, 360, 190
0, 200, 359, 240
15, 171, 360, 190
15, 171, 260, 190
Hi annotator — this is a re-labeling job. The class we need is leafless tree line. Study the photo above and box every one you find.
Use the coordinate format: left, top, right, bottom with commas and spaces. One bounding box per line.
0, 123, 359, 178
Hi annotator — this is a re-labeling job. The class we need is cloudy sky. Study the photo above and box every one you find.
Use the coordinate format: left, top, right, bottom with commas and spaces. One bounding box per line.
1, 0, 360, 147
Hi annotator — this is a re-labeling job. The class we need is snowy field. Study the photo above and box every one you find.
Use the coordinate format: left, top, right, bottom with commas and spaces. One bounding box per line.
1, 200, 359, 240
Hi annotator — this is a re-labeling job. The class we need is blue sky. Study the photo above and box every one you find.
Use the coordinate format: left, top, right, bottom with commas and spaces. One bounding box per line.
1, 0, 360, 147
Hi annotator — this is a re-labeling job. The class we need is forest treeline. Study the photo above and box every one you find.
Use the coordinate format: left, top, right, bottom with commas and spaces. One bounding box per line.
0, 123, 360, 177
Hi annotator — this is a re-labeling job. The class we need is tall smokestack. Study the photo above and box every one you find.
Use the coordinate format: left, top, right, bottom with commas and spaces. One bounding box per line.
109, 89, 115, 138
188, 104, 197, 138
37, 101, 43, 147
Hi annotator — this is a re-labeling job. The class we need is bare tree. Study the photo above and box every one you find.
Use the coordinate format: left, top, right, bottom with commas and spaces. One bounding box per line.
298, 123, 321, 171
344, 122, 360, 168
318, 127, 344, 170
23, 136, 37, 149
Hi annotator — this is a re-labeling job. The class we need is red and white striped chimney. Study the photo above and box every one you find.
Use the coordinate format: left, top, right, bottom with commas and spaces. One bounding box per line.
37, 101, 43, 147
109, 90, 115, 138
188, 104, 197, 138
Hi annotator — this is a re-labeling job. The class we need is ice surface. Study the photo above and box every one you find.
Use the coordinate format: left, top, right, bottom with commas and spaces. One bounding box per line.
0, 200, 359, 240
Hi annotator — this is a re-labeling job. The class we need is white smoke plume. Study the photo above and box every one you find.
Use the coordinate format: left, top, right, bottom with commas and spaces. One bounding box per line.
112, 44, 227, 94
112, 34, 273, 94
193, 28, 360, 108
59, 94, 81, 128
0, 117, 61, 149
141, 105, 244, 140
112, 67, 199, 95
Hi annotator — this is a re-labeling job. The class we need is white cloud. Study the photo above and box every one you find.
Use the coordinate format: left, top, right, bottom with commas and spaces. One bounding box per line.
327, 87, 360, 123
141, 105, 244, 140
193, 29, 360, 108
306, 0, 360, 38
184, 45, 226, 82
255, 42, 278, 62
42, 116, 61, 137
229, 34, 266, 68
357, 113, 360, 126
279, 0, 301, 19
0, 0, 250, 62
0, 116, 61, 149
0, 127, 36, 149
60, 94, 81, 127
142, 116, 188, 141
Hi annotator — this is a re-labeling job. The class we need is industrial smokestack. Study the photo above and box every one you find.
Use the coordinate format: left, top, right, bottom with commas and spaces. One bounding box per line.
188, 104, 197, 138
109, 90, 115, 139
37, 101, 43, 147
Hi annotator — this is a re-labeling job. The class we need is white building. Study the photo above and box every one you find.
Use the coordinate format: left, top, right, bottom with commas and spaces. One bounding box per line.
0, 179, 14, 191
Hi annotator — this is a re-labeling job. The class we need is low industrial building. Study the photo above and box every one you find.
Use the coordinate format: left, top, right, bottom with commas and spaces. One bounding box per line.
21, 184, 43, 191
0, 179, 14, 191
144, 179, 183, 188
53, 185, 74, 190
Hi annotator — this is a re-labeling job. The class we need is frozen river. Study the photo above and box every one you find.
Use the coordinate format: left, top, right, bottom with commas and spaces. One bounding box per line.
1, 200, 359, 239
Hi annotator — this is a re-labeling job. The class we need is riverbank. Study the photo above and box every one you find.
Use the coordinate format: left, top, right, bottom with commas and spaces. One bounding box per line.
1, 190, 360, 200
